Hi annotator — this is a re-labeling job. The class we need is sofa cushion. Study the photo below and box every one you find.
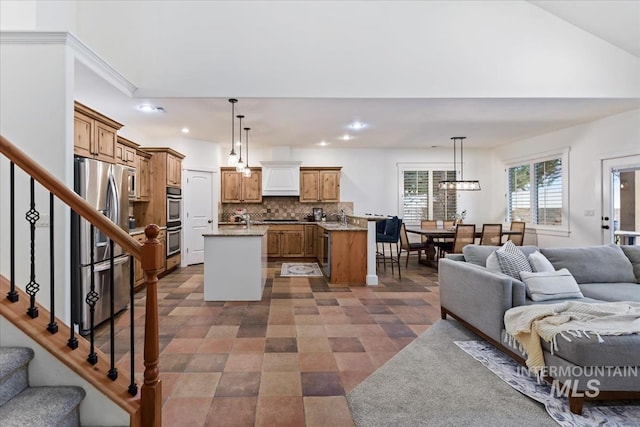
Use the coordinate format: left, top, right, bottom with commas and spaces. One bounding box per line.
486, 252, 501, 272
620, 245, 640, 283
578, 282, 640, 302
462, 244, 539, 267
528, 251, 555, 273
540, 334, 640, 367
540, 245, 637, 284
519, 268, 583, 301
495, 241, 532, 280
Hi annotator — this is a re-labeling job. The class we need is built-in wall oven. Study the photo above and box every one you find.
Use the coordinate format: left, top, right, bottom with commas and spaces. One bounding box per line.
166, 187, 182, 257
166, 187, 182, 225
167, 225, 182, 257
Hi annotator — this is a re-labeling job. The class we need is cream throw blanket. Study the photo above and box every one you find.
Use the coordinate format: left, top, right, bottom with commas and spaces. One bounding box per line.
504, 301, 640, 371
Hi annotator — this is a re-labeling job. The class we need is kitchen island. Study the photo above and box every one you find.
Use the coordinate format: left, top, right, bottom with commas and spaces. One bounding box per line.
202, 225, 268, 301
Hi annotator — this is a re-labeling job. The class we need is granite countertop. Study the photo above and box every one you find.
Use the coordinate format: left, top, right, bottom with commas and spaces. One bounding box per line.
317, 222, 367, 231
349, 214, 388, 221
204, 225, 269, 236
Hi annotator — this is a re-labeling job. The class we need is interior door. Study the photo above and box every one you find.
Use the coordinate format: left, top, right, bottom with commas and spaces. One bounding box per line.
184, 169, 217, 265
601, 155, 640, 244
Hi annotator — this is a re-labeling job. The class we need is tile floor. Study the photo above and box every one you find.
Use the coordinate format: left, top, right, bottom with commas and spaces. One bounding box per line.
96, 259, 441, 426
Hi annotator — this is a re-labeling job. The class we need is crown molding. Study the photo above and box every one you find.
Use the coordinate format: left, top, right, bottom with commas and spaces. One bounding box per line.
0, 31, 137, 97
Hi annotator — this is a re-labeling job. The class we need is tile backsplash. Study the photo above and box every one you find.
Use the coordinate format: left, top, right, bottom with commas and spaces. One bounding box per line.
220, 198, 353, 222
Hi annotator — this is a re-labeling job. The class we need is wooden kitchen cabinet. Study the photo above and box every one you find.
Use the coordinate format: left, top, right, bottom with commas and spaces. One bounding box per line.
74, 102, 123, 163
267, 225, 305, 257
167, 153, 182, 187
136, 150, 152, 201
220, 167, 262, 203
115, 136, 137, 167
299, 167, 341, 203
304, 224, 317, 257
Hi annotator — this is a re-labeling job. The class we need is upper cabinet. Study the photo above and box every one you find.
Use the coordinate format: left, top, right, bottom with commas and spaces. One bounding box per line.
143, 147, 185, 189
299, 167, 341, 203
115, 136, 138, 167
136, 150, 152, 201
221, 167, 262, 203
73, 102, 123, 163
167, 153, 182, 187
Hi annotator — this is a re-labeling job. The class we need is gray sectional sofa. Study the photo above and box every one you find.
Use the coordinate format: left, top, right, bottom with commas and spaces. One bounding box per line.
438, 244, 640, 414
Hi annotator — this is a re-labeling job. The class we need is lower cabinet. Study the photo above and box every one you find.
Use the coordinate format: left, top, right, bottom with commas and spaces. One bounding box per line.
267, 225, 305, 257
304, 225, 316, 256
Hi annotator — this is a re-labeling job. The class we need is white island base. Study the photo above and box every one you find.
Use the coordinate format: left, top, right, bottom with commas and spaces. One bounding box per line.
203, 226, 268, 301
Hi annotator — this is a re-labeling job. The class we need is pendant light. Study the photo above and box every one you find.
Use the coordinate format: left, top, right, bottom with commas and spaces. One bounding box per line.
243, 127, 252, 177
438, 136, 481, 191
227, 99, 238, 166
235, 114, 245, 172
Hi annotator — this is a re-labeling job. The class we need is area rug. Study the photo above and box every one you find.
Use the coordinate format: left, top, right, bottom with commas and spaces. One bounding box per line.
280, 262, 323, 277
455, 340, 640, 427
347, 319, 557, 427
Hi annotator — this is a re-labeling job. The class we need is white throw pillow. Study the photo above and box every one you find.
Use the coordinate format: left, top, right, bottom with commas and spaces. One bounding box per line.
519, 268, 584, 301
528, 251, 555, 273
485, 251, 501, 272
495, 241, 532, 280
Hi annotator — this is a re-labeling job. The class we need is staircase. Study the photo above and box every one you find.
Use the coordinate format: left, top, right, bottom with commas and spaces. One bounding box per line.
0, 347, 86, 427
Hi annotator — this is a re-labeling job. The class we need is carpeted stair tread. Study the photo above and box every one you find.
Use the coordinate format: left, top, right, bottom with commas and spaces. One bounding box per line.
0, 386, 86, 427
0, 347, 34, 407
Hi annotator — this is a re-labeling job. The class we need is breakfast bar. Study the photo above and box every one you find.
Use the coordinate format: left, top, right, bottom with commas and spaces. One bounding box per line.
202, 225, 268, 301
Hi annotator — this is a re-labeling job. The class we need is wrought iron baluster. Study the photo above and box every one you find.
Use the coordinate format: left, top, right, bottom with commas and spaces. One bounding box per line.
128, 255, 138, 396
7, 162, 18, 302
25, 177, 40, 318
47, 192, 58, 334
86, 224, 98, 365
108, 239, 118, 381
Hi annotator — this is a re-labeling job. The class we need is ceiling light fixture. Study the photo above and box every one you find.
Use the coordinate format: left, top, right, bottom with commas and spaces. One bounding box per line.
235, 114, 245, 173
181, 127, 189, 134
137, 104, 164, 113
438, 136, 481, 191
318, 141, 328, 146
243, 127, 252, 178
227, 99, 238, 166
339, 134, 353, 141
349, 121, 367, 130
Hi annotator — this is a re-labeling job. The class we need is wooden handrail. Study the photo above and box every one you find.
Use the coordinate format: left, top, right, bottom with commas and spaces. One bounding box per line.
0, 135, 141, 258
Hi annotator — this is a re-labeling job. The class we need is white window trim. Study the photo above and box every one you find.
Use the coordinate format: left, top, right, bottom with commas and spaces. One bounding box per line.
505, 148, 570, 237
397, 162, 453, 225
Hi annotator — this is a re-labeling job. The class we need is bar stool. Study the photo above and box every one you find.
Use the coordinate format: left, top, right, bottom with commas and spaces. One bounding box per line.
376, 216, 402, 278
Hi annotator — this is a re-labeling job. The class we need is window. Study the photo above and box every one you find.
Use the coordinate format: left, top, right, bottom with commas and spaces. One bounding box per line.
507, 152, 567, 229
399, 165, 456, 226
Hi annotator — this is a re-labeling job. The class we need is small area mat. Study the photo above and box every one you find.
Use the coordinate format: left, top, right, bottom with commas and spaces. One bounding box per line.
455, 340, 640, 427
280, 262, 323, 277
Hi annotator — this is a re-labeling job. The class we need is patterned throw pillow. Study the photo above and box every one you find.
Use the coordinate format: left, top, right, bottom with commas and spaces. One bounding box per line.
495, 240, 532, 280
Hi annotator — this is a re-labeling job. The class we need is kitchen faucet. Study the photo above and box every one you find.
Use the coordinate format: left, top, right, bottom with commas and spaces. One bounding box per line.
339, 208, 347, 226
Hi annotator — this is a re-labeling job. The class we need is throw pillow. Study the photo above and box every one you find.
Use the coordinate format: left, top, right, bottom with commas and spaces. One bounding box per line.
528, 251, 555, 273
485, 251, 501, 272
519, 268, 584, 301
495, 240, 532, 280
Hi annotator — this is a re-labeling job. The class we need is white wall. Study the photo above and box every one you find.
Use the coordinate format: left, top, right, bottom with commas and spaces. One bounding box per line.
0, 41, 75, 322
491, 108, 640, 248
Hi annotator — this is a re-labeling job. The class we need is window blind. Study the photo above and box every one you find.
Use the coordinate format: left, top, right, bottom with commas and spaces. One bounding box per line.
534, 159, 562, 225
507, 165, 531, 222
402, 170, 429, 225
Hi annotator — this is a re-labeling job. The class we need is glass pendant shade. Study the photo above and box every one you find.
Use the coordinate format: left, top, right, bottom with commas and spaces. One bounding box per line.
438, 136, 481, 191
243, 167, 252, 177
227, 99, 238, 166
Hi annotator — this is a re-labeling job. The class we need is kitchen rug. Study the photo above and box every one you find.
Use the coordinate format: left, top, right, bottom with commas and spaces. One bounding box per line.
455, 340, 640, 427
280, 263, 323, 277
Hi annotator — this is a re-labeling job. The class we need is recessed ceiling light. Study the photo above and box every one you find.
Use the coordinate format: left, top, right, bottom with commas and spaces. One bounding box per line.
137, 104, 165, 113
181, 127, 189, 134
317, 141, 329, 146
348, 121, 367, 130
339, 134, 353, 141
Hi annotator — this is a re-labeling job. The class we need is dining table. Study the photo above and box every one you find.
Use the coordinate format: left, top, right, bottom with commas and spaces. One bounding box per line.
404, 226, 524, 267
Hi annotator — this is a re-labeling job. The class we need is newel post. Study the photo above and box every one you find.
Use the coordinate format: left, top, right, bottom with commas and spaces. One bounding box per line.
140, 224, 163, 427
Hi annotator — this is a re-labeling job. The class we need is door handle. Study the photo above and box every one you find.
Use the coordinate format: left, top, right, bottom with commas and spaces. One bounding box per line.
208, 220, 213, 223
601, 225, 610, 230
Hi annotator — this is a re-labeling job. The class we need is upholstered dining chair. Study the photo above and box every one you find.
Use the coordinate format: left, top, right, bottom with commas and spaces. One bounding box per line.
508, 221, 526, 246
376, 216, 402, 278
400, 223, 431, 267
435, 224, 476, 257
480, 224, 502, 246
421, 220, 437, 229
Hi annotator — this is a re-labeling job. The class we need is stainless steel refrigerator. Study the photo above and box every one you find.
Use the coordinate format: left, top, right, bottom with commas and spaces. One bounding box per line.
71, 157, 130, 335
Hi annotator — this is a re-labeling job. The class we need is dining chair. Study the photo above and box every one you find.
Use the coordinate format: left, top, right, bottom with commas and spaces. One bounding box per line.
400, 223, 431, 267
421, 220, 437, 229
376, 216, 402, 278
480, 224, 502, 246
436, 224, 476, 257
508, 221, 526, 246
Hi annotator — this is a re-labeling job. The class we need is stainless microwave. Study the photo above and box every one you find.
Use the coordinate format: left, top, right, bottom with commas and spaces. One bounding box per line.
126, 167, 138, 201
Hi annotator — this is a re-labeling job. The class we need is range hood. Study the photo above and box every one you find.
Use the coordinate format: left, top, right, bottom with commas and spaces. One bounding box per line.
261, 160, 302, 196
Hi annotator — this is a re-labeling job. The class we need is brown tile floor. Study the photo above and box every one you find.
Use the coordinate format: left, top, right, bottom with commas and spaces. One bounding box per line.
96, 259, 441, 426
